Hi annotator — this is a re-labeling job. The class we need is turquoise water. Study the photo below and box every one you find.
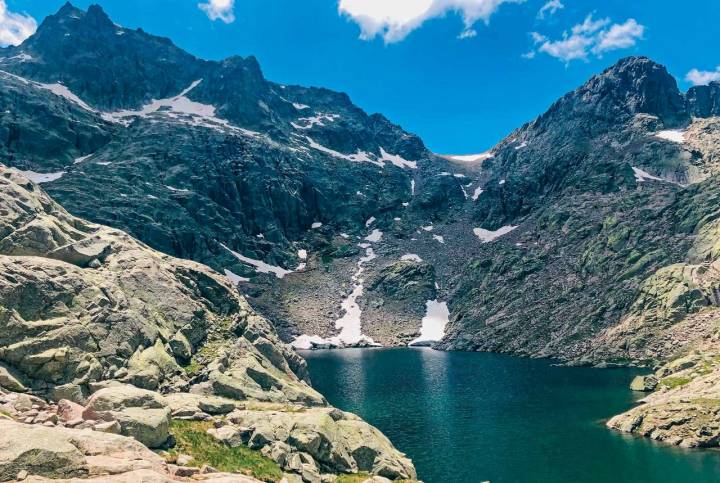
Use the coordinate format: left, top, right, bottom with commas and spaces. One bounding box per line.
301, 348, 720, 483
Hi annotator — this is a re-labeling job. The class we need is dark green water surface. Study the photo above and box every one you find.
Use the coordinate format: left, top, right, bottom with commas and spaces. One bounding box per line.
301, 348, 720, 483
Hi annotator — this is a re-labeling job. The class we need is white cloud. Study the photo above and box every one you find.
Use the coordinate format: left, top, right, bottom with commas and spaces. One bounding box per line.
528, 14, 644, 63
198, 0, 235, 23
592, 19, 644, 54
338, 0, 524, 43
537, 0, 563, 19
686, 67, 720, 86
0, 0, 36, 47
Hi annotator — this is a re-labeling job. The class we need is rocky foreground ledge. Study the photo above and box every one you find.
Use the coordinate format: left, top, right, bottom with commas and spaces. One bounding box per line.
0, 168, 416, 482
608, 342, 720, 448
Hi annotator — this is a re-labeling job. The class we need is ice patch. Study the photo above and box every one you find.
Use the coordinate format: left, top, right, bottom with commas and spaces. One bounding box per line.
73, 154, 93, 164
311, 222, 323, 229
410, 300, 450, 346
433, 235, 445, 244
421, 225, 434, 232
654, 129, 685, 144
17, 170, 65, 183
515, 141, 528, 150
293, 102, 310, 110
411, 179, 415, 196
401, 254, 423, 262
365, 216, 376, 227
473, 225, 518, 243
221, 243, 292, 279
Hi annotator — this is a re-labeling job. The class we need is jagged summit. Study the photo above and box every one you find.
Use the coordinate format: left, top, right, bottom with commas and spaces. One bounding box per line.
535, 56, 687, 129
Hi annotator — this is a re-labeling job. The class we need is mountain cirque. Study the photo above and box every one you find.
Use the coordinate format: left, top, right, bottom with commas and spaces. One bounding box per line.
4, 0, 720, 459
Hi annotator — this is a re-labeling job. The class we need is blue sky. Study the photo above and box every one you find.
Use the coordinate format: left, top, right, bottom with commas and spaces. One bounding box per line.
5, 0, 720, 154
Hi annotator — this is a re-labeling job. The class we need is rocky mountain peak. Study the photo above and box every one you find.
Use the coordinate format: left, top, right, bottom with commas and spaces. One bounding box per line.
585, 56, 687, 126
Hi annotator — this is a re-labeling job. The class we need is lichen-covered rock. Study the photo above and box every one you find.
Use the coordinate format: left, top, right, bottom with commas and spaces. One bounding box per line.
225, 408, 416, 480
630, 375, 658, 392
0, 167, 320, 409
0, 421, 87, 480
0, 418, 263, 482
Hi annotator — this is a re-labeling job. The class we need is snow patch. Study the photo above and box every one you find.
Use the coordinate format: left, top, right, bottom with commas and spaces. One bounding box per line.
473, 225, 518, 243
472, 186, 484, 201
224, 269, 250, 285
291, 113, 340, 130
311, 222, 323, 229
365, 229, 383, 243
632, 167, 665, 183
306, 137, 384, 167
293, 102, 310, 110
4, 53, 33, 63
379, 147, 417, 169
654, 129, 685, 144
401, 254, 423, 262
433, 235, 445, 244
365, 216, 376, 227
165, 185, 191, 193
221, 243, 292, 279
17, 170, 65, 183
410, 300, 450, 346
298, 249, 308, 260
104, 80, 258, 136
291, 245, 381, 349
445, 152, 494, 163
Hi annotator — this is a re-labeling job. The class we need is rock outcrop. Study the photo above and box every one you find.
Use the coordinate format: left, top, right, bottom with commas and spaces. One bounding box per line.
0, 417, 262, 482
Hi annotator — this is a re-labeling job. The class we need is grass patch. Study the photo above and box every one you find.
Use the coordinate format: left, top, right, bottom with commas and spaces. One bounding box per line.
168, 420, 283, 482
660, 376, 692, 389
691, 398, 720, 406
